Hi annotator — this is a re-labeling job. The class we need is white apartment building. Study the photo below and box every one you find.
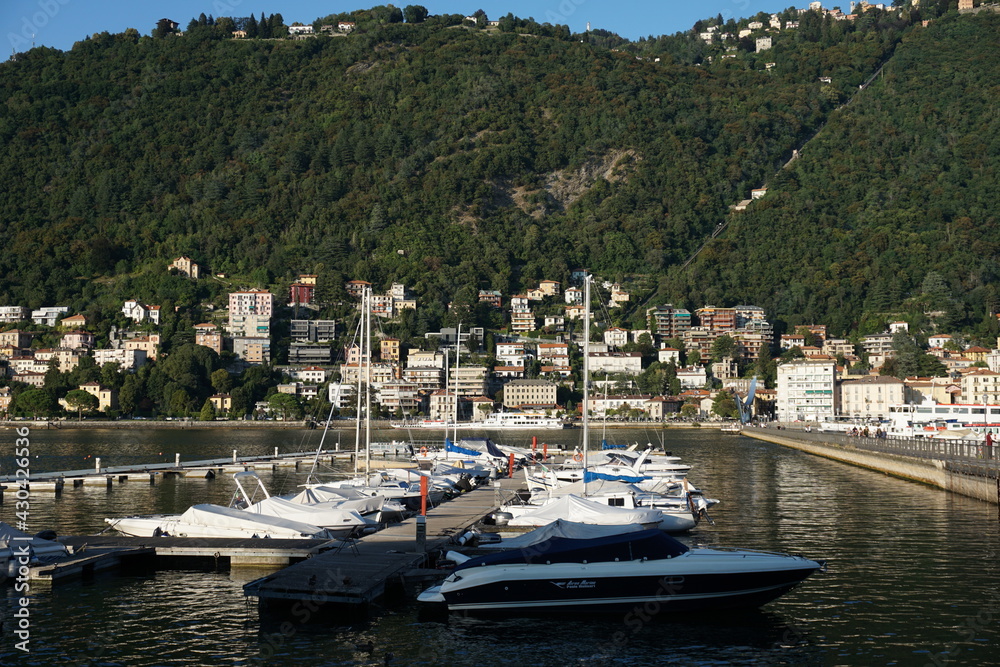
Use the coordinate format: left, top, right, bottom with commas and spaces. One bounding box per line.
839, 375, 905, 419
961, 369, 1000, 405
777, 359, 837, 421
588, 352, 643, 375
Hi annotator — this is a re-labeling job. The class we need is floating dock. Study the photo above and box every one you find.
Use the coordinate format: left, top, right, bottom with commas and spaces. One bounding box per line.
243, 478, 520, 614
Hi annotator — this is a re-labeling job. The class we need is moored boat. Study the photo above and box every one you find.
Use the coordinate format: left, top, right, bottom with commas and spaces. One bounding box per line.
418, 529, 824, 613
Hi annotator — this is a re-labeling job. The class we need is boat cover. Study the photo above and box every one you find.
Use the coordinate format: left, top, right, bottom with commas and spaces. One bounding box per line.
246, 497, 368, 528
178, 504, 333, 538
289, 487, 384, 515
0, 522, 69, 559
508, 494, 663, 527
583, 470, 649, 483
456, 529, 689, 570
480, 520, 645, 550
543, 479, 643, 498
446, 439, 482, 457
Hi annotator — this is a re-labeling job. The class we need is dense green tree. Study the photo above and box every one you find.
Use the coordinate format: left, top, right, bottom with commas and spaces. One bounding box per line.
403, 5, 428, 23
199, 399, 217, 421
15, 389, 58, 419
65, 389, 99, 419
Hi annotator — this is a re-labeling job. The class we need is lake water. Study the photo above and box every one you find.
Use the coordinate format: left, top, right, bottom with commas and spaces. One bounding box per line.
1, 426, 998, 666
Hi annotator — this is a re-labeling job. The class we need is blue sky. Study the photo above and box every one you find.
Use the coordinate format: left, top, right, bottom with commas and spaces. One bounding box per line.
3, 1, 812, 54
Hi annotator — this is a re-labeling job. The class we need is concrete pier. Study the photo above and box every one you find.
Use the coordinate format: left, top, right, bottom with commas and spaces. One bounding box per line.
743, 428, 1000, 505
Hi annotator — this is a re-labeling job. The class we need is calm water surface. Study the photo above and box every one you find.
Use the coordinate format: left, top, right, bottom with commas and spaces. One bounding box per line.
0, 427, 997, 666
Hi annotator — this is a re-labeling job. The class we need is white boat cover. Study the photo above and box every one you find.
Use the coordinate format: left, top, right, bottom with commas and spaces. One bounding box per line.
542, 479, 643, 498
288, 487, 385, 515
0, 522, 69, 559
177, 504, 333, 538
246, 497, 369, 530
481, 520, 645, 550
508, 494, 663, 527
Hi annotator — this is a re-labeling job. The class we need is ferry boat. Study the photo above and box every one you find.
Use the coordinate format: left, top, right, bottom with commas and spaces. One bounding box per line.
393, 412, 567, 430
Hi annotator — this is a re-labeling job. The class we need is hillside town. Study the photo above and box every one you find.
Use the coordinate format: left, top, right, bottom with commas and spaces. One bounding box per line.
1, 256, 999, 425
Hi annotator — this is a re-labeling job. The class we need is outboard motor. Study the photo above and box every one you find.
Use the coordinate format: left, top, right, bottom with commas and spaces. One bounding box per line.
491, 511, 513, 526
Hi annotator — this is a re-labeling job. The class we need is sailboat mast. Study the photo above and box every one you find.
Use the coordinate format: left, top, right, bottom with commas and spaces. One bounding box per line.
583, 274, 590, 473
353, 289, 364, 474
454, 322, 461, 443
365, 285, 372, 475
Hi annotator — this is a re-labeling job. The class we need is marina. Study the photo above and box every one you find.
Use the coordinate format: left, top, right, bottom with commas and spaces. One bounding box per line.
1, 427, 999, 665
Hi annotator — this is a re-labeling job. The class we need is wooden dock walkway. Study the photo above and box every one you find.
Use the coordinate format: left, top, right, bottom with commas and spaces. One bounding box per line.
243, 478, 522, 611
23, 536, 346, 585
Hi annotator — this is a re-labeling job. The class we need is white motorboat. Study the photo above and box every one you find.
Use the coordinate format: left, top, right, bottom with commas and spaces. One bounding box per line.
419, 529, 824, 613
105, 504, 337, 540
501, 494, 665, 530
528, 479, 699, 533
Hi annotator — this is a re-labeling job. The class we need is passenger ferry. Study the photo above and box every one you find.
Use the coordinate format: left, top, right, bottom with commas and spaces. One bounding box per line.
885, 400, 1000, 439
392, 412, 567, 430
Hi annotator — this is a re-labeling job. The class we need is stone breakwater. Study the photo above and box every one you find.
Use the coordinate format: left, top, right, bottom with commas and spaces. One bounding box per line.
743, 428, 1000, 506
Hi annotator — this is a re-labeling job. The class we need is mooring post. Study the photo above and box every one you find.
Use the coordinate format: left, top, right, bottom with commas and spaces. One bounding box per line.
95, 457, 101, 474
175, 453, 180, 467
274, 447, 278, 458
233, 449, 237, 464
416, 515, 427, 553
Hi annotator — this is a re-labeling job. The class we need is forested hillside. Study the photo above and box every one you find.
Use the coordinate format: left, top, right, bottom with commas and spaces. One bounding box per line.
684, 9, 1000, 340
0, 1, 983, 340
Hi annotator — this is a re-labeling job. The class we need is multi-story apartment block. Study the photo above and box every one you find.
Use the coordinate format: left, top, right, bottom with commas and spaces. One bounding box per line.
0, 329, 33, 348
92, 348, 147, 371
603, 327, 630, 348
377, 380, 421, 414
339, 362, 395, 386
961, 369, 1000, 405
232, 336, 271, 364
502, 379, 558, 409
776, 359, 837, 422
229, 290, 274, 318
61, 330, 95, 349
478, 290, 502, 308
125, 334, 161, 361
380, 337, 401, 363
31, 306, 69, 327
538, 280, 561, 297
840, 375, 905, 419
450, 366, 488, 397
588, 352, 643, 375
290, 320, 336, 343
427, 389, 457, 421
0, 306, 29, 323
648, 305, 692, 339
193, 323, 223, 354
288, 343, 331, 365
695, 306, 736, 331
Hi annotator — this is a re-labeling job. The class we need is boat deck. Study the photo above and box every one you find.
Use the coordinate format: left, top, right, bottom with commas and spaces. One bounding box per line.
243, 477, 521, 610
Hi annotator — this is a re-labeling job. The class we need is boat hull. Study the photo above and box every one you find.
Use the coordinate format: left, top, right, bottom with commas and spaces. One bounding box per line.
427, 551, 821, 614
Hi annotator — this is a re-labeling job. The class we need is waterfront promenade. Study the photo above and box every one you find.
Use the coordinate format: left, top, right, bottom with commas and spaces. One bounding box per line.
742, 425, 1000, 505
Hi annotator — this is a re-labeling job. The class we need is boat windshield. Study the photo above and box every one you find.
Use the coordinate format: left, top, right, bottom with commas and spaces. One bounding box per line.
454, 529, 689, 570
